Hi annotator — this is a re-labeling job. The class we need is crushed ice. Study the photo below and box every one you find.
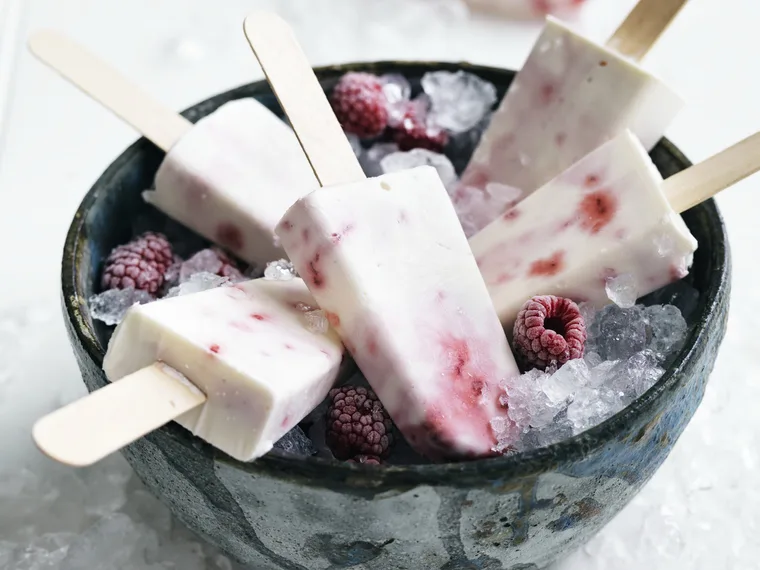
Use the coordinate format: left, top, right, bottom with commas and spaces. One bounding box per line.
605, 273, 638, 308
421, 70, 497, 133
498, 302, 689, 453
165, 272, 230, 298
381, 148, 458, 189
264, 259, 296, 281
89, 288, 153, 326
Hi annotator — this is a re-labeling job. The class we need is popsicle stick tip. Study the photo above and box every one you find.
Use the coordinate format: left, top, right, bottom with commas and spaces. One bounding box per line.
27, 29, 64, 54
32, 417, 98, 468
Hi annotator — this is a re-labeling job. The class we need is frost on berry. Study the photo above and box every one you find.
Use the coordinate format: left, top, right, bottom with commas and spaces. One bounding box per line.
330, 72, 389, 139
512, 295, 587, 371
101, 232, 174, 296
325, 385, 395, 459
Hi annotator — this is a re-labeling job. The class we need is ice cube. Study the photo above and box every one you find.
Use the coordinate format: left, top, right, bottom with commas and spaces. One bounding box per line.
606, 350, 663, 404
273, 426, 316, 456
542, 359, 588, 404
304, 309, 329, 334
644, 304, 688, 359
605, 273, 638, 308
264, 259, 296, 281
381, 148, 458, 189
89, 288, 154, 326
360, 142, 401, 177
381, 73, 412, 128
587, 304, 648, 361
381, 73, 411, 106
421, 70, 497, 133
165, 272, 230, 298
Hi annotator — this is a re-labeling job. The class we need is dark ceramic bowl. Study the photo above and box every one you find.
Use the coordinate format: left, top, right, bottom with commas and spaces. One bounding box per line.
62, 62, 730, 570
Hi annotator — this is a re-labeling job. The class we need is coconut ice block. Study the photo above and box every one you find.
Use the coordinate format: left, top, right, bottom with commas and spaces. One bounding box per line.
457, 16, 684, 234
102, 278, 343, 461
276, 165, 520, 460
469, 130, 698, 329
145, 98, 318, 265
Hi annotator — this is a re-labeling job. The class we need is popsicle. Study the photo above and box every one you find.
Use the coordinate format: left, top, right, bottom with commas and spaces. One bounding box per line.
33, 278, 344, 466
28, 31, 317, 265
457, 0, 688, 235
244, 12, 521, 460
470, 125, 760, 329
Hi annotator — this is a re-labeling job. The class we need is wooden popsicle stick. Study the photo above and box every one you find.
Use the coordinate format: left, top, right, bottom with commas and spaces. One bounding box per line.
243, 12, 365, 188
664, 131, 760, 213
28, 30, 191, 151
606, 0, 689, 62
32, 363, 206, 467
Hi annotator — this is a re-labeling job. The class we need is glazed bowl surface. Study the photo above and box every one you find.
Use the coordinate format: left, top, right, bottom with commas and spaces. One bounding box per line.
61, 61, 730, 570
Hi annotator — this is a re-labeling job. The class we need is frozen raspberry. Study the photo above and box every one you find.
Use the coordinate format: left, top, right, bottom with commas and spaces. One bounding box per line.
326, 385, 394, 460
330, 72, 389, 139
512, 295, 586, 371
101, 232, 174, 296
392, 102, 449, 152
347, 454, 382, 465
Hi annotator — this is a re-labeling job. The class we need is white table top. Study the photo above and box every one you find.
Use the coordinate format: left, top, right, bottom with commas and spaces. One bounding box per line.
1, 0, 758, 568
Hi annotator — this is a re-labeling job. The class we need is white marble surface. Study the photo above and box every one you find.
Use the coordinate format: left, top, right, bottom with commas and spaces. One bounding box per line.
0, 0, 759, 568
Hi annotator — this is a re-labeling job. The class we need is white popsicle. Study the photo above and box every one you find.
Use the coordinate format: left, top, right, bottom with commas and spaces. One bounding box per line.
470, 130, 697, 328
145, 98, 317, 263
34, 278, 344, 466
28, 30, 317, 266
457, 0, 688, 235
470, 121, 760, 330
245, 12, 522, 460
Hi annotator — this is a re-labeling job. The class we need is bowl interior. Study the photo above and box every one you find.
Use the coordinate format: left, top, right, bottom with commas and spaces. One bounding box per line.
62, 61, 729, 479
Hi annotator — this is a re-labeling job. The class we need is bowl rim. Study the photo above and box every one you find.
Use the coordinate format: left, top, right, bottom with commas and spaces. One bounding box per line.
61, 60, 730, 487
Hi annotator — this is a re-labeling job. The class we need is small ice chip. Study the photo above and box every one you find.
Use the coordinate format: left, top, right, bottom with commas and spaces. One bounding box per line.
273, 426, 316, 456
264, 259, 296, 281
421, 70, 497, 133
644, 304, 688, 358
381, 148, 458, 189
605, 273, 638, 308
165, 272, 230, 298
89, 288, 153, 326
380, 73, 411, 106
304, 309, 329, 334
